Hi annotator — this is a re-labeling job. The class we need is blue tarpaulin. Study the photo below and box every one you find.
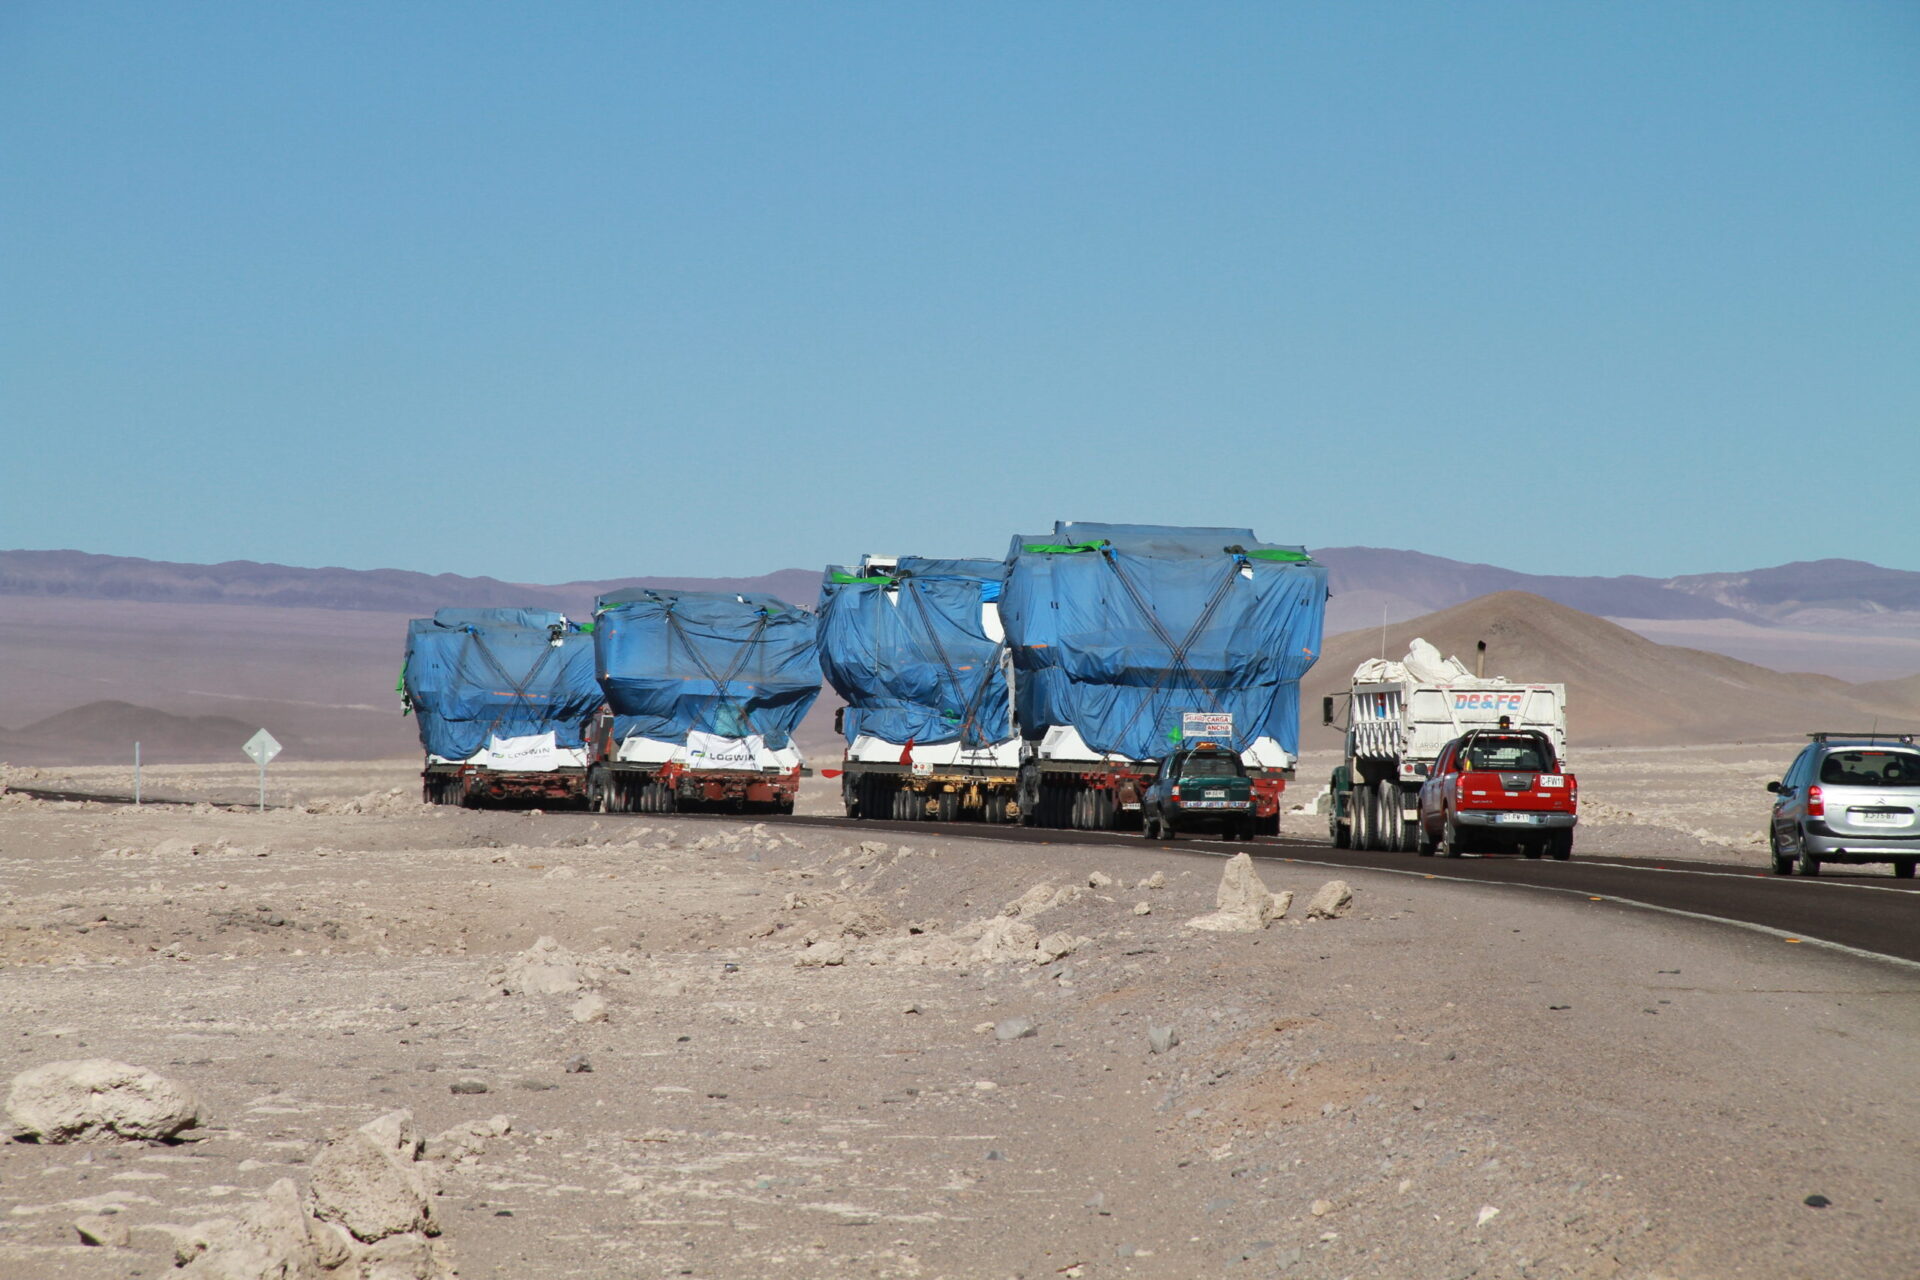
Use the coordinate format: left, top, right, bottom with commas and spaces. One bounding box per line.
593, 589, 822, 748
999, 523, 1328, 761
816, 558, 1013, 749
402, 608, 601, 761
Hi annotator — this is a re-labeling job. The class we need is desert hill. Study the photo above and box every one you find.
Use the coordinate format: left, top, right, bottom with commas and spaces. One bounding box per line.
1300, 591, 1885, 751
1848, 672, 1920, 721
0, 702, 268, 767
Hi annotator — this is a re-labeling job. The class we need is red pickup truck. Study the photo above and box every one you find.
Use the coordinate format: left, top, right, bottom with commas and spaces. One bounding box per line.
1417, 729, 1576, 859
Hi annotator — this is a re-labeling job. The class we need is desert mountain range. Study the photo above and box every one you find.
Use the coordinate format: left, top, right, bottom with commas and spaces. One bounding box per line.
2, 548, 1917, 767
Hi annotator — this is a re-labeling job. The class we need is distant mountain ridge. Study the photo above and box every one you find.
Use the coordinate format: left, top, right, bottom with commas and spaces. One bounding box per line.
6, 547, 1917, 633
0, 549, 819, 616
1312, 549, 1920, 629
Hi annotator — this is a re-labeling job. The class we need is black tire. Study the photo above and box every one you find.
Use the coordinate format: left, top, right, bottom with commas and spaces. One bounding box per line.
1768, 828, 1792, 876
1331, 809, 1351, 848
1797, 847, 1820, 877
1353, 781, 1375, 850
936, 790, 959, 822
1416, 819, 1436, 856
1094, 789, 1115, 830
1522, 841, 1544, 859
1440, 817, 1466, 858
1896, 861, 1917, 879
1549, 829, 1572, 861
1378, 782, 1404, 853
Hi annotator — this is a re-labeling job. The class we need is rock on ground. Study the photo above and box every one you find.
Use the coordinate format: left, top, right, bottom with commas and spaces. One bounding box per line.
971, 916, 1042, 963
178, 1178, 331, 1278
1305, 880, 1354, 919
308, 1110, 438, 1243
5, 1059, 200, 1143
1184, 854, 1292, 932
490, 935, 595, 995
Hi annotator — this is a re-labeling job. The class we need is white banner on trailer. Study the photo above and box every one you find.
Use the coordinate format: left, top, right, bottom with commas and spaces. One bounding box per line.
685, 731, 783, 771
484, 732, 563, 772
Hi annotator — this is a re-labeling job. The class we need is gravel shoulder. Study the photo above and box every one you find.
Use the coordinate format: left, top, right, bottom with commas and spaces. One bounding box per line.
0, 761, 1916, 1279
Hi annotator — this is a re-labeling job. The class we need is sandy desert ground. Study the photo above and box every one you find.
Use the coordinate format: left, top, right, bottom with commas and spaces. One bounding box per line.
1, 754, 1916, 1279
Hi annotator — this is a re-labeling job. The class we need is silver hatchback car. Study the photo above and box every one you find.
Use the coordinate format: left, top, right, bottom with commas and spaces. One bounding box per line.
1767, 733, 1920, 877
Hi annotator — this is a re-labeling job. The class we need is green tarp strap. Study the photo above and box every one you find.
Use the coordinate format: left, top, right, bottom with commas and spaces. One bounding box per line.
1244, 548, 1311, 562
1022, 540, 1110, 554
829, 572, 895, 585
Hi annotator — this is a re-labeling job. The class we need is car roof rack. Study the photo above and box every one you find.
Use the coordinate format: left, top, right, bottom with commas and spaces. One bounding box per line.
1808, 731, 1919, 744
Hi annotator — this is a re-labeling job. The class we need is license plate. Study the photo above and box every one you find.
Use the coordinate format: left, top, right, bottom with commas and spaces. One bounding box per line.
1184, 800, 1248, 809
1205, 790, 1226, 798
1496, 813, 1537, 825
1853, 810, 1906, 826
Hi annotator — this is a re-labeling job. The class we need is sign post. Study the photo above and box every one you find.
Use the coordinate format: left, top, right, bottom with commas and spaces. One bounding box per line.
242, 729, 282, 813
134, 742, 141, 807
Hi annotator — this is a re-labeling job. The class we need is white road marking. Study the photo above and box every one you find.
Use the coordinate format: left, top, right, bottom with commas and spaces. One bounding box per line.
1219, 845, 1920, 975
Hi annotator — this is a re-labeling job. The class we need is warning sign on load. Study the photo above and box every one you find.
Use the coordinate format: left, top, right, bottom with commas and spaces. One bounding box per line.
1182, 712, 1234, 742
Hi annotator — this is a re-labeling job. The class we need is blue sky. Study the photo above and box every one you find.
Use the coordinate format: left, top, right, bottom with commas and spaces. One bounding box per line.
4, 2, 1916, 582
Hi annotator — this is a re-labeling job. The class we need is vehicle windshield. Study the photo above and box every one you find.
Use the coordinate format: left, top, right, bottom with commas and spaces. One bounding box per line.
1461, 737, 1550, 772
1180, 755, 1241, 779
1819, 750, 1920, 788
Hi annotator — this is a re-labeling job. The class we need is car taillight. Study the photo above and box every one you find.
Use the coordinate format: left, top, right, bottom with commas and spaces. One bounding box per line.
1455, 776, 1465, 802
1807, 784, 1824, 817
1170, 785, 1181, 799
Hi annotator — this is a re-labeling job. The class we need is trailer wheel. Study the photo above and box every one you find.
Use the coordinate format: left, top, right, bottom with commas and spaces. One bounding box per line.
1330, 790, 1350, 847
1416, 819, 1436, 856
1091, 790, 1115, 830
1377, 783, 1404, 853
1352, 781, 1375, 849
936, 790, 959, 822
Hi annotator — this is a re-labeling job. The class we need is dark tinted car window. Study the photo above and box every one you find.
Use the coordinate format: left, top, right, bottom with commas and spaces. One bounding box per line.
1180, 755, 1240, 779
1462, 738, 1550, 772
1820, 751, 1920, 788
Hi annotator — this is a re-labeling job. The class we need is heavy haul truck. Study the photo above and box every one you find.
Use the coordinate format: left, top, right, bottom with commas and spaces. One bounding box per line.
817, 556, 1022, 822
584, 588, 821, 814
1000, 523, 1328, 833
1325, 638, 1568, 852
402, 608, 601, 808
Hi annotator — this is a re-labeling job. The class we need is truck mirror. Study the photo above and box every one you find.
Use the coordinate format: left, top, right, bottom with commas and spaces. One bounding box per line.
1765, 780, 1781, 794
1322, 696, 1335, 726
834, 707, 845, 734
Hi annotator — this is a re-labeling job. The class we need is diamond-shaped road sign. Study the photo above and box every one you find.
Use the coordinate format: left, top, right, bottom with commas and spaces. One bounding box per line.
243, 729, 282, 766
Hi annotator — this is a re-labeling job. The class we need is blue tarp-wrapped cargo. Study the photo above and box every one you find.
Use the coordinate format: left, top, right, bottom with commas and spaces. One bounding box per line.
1000, 523, 1328, 762
402, 608, 602, 762
817, 558, 1013, 750
593, 589, 822, 750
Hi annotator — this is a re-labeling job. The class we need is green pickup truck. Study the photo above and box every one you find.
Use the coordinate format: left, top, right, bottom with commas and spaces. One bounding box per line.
1141, 744, 1255, 841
